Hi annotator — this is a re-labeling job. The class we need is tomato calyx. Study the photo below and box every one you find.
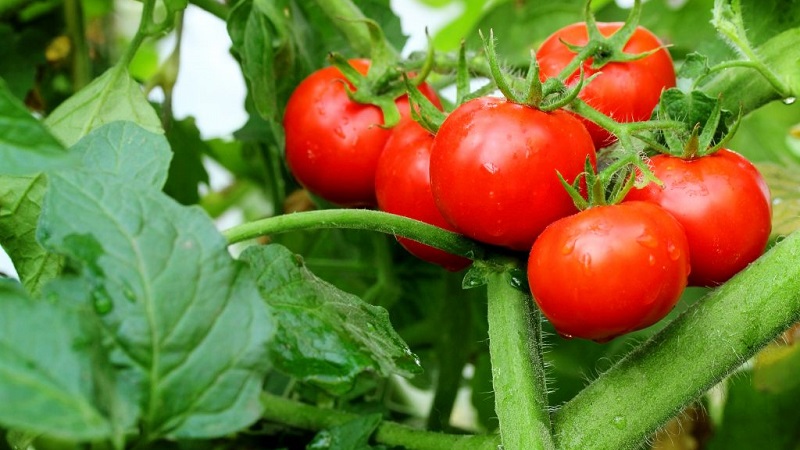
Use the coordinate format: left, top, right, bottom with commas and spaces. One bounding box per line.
656, 89, 742, 159
557, 0, 662, 75
480, 30, 591, 111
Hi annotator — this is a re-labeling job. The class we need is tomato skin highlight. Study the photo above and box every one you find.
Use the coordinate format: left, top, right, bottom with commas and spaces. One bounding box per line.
283, 59, 442, 207
375, 120, 472, 271
625, 149, 771, 286
429, 96, 595, 251
528, 201, 690, 342
537, 22, 676, 148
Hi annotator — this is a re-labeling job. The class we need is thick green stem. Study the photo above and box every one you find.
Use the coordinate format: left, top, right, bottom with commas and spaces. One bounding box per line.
222, 209, 485, 260
261, 392, 499, 449
553, 231, 800, 450
65, 0, 91, 91
486, 265, 555, 450
313, 0, 397, 58
189, 0, 228, 20
118, 0, 156, 69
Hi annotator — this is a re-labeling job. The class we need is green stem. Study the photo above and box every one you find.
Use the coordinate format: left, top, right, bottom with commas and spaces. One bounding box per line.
189, 0, 228, 20
118, 0, 156, 69
64, 0, 91, 91
553, 231, 800, 450
486, 263, 555, 450
261, 392, 499, 449
222, 209, 485, 260
313, 0, 396, 57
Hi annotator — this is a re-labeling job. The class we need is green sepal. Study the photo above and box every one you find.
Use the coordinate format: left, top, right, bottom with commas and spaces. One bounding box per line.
404, 74, 446, 134
480, 29, 521, 103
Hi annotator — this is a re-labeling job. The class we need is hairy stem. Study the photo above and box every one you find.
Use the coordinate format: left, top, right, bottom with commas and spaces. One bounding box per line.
261, 392, 499, 449
486, 264, 555, 450
553, 231, 800, 450
222, 209, 485, 260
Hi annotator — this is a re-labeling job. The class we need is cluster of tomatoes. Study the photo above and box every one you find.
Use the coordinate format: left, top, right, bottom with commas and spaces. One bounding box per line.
282, 22, 772, 342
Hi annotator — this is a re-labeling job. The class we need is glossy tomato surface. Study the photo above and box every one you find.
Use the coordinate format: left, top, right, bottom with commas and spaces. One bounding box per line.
537, 22, 676, 148
375, 120, 472, 271
528, 201, 690, 342
429, 96, 595, 251
625, 149, 771, 286
283, 59, 442, 207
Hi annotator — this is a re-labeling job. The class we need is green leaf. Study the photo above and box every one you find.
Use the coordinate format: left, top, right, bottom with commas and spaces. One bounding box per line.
0, 25, 48, 100
163, 0, 187, 14
754, 339, 800, 394
70, 121, 172, 190
0, 174, 63, 295
0, 279, 128, 441
164, 117, 210, 205
37, 171, 273, 440
0, 80, 70, 175
706, 370, 800, 450
44, 66, 162, 147
307, 414, 384, 450
679, 52, 711, 80
240, 244, 421, 395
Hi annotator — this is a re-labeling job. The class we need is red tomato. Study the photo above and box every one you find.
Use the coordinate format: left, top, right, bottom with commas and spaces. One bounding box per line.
283, 59, 442, 207
625, 149, 771, 286
537, 22, 676, 148
429, 96, 595, 251
528, 201, 691, 342
375, 120, 472, 271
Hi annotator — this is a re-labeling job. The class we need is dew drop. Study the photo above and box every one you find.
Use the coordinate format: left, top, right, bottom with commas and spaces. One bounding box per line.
561, 239, 576, 255
579, 253, 592, 274
482, 162, 499, 174
93, 294, 113, 315
783, 97, 796, 105
612, 415, 627, 429
667, 241, 682, 261
636, 232, 659, 249
333, 126, 346, 139
123, 287, 137, 303
558, 332, 575, 340
648, 254, 657, 266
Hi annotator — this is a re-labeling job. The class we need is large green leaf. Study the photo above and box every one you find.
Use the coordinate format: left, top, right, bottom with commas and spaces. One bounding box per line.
0, 25, 48, 100
37, 170, 272, 439
0, 279, 132, 441
0, 80, 70, 175
164, 117, 209, 205
0, 122, 171, 295
44, 66, 162, 147
240, 244, 420, 395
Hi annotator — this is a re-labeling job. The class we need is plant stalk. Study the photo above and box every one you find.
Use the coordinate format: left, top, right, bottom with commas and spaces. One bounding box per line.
222, 209, 485, 260
553, 231, 800, 450
486, 266, 555, 450
260, 392, 499, 449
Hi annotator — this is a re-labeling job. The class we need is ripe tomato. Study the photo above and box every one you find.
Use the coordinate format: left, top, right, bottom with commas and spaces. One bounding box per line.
375, 120, 472, 271
537, 22, 676, 148
283, 59, 442, 207
625, 149, 771, 286
528, 201, 691, 342
429, 96, 595, 251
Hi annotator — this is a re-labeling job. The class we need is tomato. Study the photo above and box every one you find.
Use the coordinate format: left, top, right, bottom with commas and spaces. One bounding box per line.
429, 96, 595, 251
375, 120, 472, 271
528, 201, 690, 342
625, 149, 771, 286
537, 22, 676, 148
283, 59, 442, 207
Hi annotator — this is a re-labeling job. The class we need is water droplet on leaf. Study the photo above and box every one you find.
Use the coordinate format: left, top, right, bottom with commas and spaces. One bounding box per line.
93, 294, 113, 315
612, 415, 627, 429
783, 97, 796, 105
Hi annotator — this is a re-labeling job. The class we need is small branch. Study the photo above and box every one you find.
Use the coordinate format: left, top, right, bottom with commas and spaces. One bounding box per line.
261, 392, 499, 449
222, 209, 486, 260
553, 231, 800, 450
486, 263, 555, 450
64, 0, 91, 90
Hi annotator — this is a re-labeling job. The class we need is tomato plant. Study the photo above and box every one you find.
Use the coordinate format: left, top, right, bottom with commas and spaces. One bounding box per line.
625, 149, 772, 286
429, 96, 595, 251
537, 22, 676, 148
528, 201, 691, 342
375, 119, 471, 271
283, 59, 442, 207
2, 0, 800, 450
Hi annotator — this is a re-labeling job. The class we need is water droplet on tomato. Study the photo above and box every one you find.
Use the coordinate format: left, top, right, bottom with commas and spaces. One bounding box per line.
648, 254, 656, 266
561, 239, 576, 255
783, 97, 796, 105
482, 162, 499, 174
333, 126, 346, 139
579, 253, 592, 274
667, 241, 681, 261
636, 232, 659, 249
